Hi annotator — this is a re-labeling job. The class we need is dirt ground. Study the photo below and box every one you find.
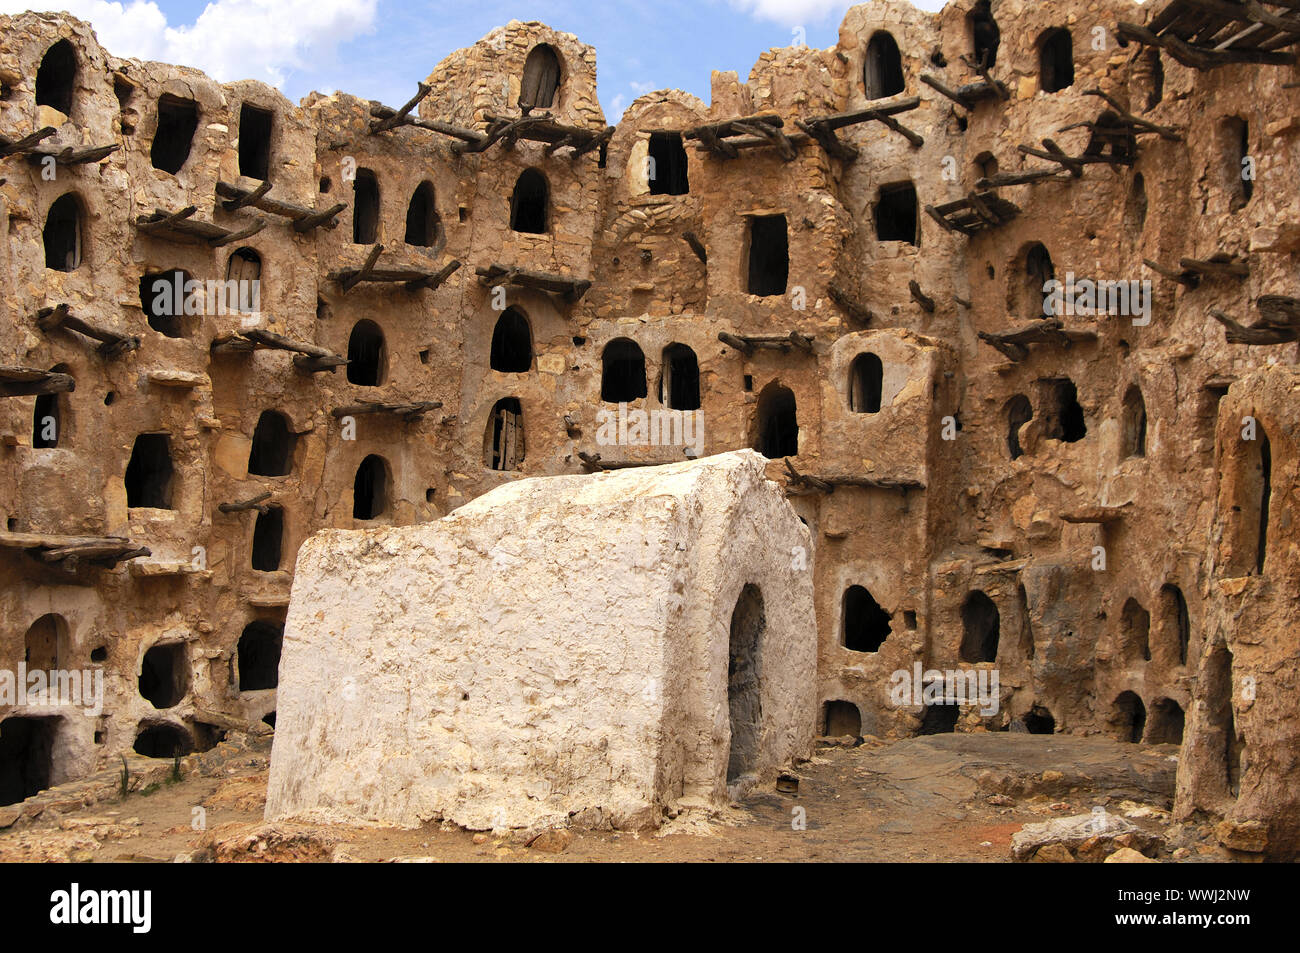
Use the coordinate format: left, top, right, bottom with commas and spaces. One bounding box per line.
0, 732, 1230, 862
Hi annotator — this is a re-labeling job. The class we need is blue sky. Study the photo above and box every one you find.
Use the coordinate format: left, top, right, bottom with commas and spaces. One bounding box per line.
0, 0, 949, 117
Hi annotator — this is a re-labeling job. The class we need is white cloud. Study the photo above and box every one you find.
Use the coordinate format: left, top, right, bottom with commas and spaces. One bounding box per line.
0, 0, 378, 88
728, 0, 946, 27
629, 80, 655, 94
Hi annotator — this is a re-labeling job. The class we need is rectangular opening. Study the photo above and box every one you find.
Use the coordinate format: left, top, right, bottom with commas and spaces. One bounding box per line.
237, 103, 273, 180
746, 214, 788, 297
648, 132, 689, 195
150, 94, 199, 174
0, 716, 57, 806
875, 182, 919, 244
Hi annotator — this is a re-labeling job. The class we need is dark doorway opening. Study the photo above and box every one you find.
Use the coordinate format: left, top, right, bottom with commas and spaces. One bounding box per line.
44, 193, 82, 271
510, 169, 549, 234
660, 343, 700, 410
352, 168, 380, 244
960, 591, 999, 663
24, 614, 63, 670
1023, 706, 1055, 734
248, 410, 295, 476
352, 455, 389, 520
404, 181, 441, 248
237, 103, 273, 179
1112, 691, 1147, 743
920, 704, 959, 735
238, 621, 283, 691
1006, 394, 1033, 459
140, 270, 191, 338
0, 717, 57, 805
133, 723, 193, 759
150, 94, 199, 174
1121, 598, 1151, 663
35, 39, 76, 114
843, 586, 891, 652
490, 308, 532, 373
1039, 28, 1074, 93
33, 392, 60, 448
1041, 379, 1086, 442
648, 132, 689, 195
727, 584, 765, 783
601, 338, 647, 403
139, 643, 189, 709
746, 214, 788, 296
849, 353, 883, 413
823, 700, 861, 738
251, 506, 284, 572
875, 182, 919, 244
125, 433, 173, 508
1161, 584, 1191, 665
754, 384, 798, 458
1121, 385, 1147, 458
1147, 698, 1185, 745
346, 320, 386, 386
969, 0, 1000, 68
485, 399, 524, 471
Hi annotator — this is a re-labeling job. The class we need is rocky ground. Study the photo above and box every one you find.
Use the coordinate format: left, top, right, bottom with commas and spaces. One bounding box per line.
0, 732, 1242, 863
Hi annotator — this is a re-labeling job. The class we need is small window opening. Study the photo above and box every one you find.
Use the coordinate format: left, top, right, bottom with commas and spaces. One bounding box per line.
842, 586, 892, 653
35, 39, 76, 115
237, 103, 273, 180
1126, 173, 1148, 233
125, 433, 174, 508
485, 398, 524, 471
24, 614, 64, 671
648, 132, 689, 195
1223, 117, 1252, 211
352, 455, 389, 520
920, 704, 959, 735
1161, 584, 1191, 666
864, 31, 905, 100
875, 183, 919, 244
1142, 48, 1164, 111
237, 621, 283, 691
150, 94, 199, 174
849, 353, 883, 413
139, 643, 188, 709
1022, 242, 1055, 318
959, 590, 999, 663
32, 392, 61, 449
490, 308, 533, 373
1022, 706, 1055, 734
352, 168, 380, 244
43, 193, 82, 271
248, 410, 295, 476
346, 320, 386, 386
510, 169, 549, 234
746, 214, 788, 296
659, 343, 700, 410
601, 338, 647, 403
754, 383, 798, 458
1039, 28, 1074, 93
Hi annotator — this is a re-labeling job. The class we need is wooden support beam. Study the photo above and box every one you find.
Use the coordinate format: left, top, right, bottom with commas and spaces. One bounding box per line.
292, 202, 347, 233
366, 104, 486, 147
977, 319, 1098, 362
331, 400, 443, 421
1143, 257, 1200, 287
976, 169, 1070, 189
1083, 88, 1184, 140
337, 242, 383, 292
210, 329, 346, 373
0, 531, 148, 566
217, 179, 272, 211
0, 365, 75, 397
135, 206, 267, 246
1115, 20, 1297, 68
1180, 255, 1249, 279
909, 280, 936, 313
794, 118, 859, 161
218, 492, 272, 515
1255, 294, 1300, 329
475, 263, 591, 301
716, 331, 814, 354
682, 231, 708, 264
1061, 505, 1129, 524
0, 126, 56, 157
369, 83, 431, 135
208, 217, 267, 248
959, 53, 1011, 100
27, 143, 120, 165
920, 73, 975, 109
35, 304, 139, 357
784, 459, 924, 493
1209, 307, 1299, 344
404, 259, 462, 291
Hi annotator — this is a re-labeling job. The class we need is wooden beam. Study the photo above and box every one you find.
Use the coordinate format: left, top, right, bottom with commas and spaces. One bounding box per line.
35, 304, 139, 357
1209, 307, 1299, 344
0, 125, 56, 157
0, 365, 75, 397
331, 400, 443, 420
828, 281, 873, 324
27, 143, 120, 165
682, 231, 708, 264
338, 243, 383, 292
909, 280, 936, 313
369, 83, 431, 135
218, 492, 272, 515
